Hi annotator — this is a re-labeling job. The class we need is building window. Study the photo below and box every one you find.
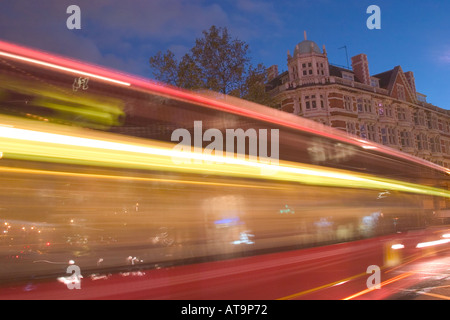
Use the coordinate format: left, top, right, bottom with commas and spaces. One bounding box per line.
342, 72, 354, 81
397, 84, 406, 101
400, 130, 412, 148
388, 127, 396, 145
360, 124, 367, 139
357, 98, 372, 113
430, 136, 440, 153
381, 127, 396, 145
304, 95, 317, 110
381, 128, 387, 145
441, 140, 447, 154
346, 122, 356, 135
417, 94, 427, 103
414, 110, 425, 126
416, 133, 428, 150
292, 66, 298, 79
425, 113, 438, 130
379, 104, 392, 117
397, 106, 406, 121
370, 78, 379, 87
385, 105, 393, 117
302, 62, 313, 76
361, 123, 377, 141
320, 95, 326, 109
429, 114, 438, 130
344, 96, 352, 111
357, 98, 363, 112
364, 99, 372, 113
316, 62, 326, 76
367, 123, 377, 141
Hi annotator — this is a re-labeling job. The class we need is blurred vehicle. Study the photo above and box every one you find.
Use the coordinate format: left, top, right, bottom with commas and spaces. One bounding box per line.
0, 40, 449, 299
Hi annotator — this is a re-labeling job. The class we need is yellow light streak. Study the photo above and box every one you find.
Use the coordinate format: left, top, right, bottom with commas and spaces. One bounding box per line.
277, 272, 367, 300
341, 271, 415, 300
0, 115, 449, 198
418, 292, 450, 300
0, 166, 286, 190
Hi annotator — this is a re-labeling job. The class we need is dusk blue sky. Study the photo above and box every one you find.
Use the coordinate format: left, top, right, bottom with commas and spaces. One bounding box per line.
0, 0, 449, 108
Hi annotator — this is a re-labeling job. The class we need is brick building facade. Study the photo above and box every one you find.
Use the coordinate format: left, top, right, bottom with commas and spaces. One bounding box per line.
267, 34, 450, 168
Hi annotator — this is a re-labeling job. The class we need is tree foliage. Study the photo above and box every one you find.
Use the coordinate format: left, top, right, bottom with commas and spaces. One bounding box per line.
149, 26, 274, 107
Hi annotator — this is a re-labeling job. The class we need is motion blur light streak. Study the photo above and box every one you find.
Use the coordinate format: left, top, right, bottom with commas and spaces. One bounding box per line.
0, 166, 286, 190
1, 119, 450, 197
0, 50, 131, 87
278, 272, 367, 300
0, 41, 448, 175
418, 292, 450, 300
342, 272, 415, 300
416, 239, 450, 248
1, 41, 446, 176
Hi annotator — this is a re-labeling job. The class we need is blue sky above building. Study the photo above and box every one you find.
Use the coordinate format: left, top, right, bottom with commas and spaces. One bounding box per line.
0, 0, 448, 108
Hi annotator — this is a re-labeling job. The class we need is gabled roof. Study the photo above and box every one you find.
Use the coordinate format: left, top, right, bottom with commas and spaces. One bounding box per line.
373, 66, 417, 103
373, 66, 399, 92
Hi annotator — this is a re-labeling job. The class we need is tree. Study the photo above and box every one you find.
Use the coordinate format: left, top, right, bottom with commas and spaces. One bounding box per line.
241, 63, 275, 107
148, 50, 179, 86
149, 25, 274, 107
190, 25, 249, 95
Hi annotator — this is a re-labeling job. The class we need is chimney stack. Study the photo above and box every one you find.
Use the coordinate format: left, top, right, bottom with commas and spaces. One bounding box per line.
351, 54, 371, 85
404, 71, 416, 95
267, 65, 279, 82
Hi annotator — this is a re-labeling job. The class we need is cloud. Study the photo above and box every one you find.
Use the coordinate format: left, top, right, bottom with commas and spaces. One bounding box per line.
0, 0, 230, 77
0, 0, 287, 78
235, 0, 283, 28
439, 49, 450, 64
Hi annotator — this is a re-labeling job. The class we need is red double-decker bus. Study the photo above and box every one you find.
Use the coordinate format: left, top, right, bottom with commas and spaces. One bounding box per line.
0, 40, 449, 300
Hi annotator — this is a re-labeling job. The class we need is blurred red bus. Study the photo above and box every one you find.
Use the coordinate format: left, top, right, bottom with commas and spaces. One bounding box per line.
0, 40, 449, 299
